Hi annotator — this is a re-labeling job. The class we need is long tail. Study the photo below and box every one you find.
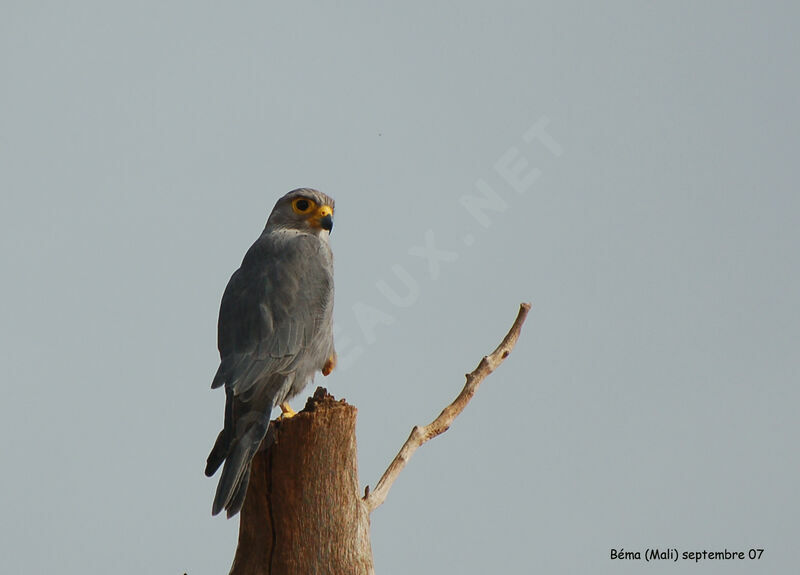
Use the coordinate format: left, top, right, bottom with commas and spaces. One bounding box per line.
211, 417, 270, 517
205, 388, 272, 518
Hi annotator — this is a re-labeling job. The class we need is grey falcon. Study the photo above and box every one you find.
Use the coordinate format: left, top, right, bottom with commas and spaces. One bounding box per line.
205, 188, 337, 517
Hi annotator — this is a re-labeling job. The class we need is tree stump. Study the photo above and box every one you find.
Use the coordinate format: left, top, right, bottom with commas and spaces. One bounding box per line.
224, 303, 531, 574
229, 388, 374, 575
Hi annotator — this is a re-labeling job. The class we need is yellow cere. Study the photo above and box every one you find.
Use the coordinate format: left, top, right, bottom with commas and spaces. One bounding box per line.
308, 203, 334, 229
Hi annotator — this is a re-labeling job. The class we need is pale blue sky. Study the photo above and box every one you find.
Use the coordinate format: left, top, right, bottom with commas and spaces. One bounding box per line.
1, 2, 798, 573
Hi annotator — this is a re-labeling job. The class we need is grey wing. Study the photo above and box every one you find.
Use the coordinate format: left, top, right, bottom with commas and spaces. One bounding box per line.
212, 233, 334, 404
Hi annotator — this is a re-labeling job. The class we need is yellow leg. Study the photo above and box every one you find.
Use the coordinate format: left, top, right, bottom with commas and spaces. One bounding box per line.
279, 402, 296, 419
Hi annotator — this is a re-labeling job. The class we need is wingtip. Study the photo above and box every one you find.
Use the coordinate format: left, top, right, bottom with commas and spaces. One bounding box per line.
211, 363, 226, 389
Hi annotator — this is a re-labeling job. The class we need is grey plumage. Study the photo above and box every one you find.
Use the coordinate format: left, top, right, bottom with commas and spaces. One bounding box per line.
206, 188, 336, 517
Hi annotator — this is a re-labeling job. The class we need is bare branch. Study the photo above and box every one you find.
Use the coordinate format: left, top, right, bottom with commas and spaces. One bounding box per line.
363, 302, 532, 513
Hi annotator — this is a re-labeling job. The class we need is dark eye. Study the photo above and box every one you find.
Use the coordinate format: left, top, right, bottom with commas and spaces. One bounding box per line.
292, 198, 313, 213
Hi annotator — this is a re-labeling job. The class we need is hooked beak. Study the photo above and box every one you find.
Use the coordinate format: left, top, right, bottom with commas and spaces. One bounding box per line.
310, 205, 334, 232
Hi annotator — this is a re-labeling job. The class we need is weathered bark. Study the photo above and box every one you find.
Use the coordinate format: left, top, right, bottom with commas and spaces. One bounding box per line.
229, 388, 374, 575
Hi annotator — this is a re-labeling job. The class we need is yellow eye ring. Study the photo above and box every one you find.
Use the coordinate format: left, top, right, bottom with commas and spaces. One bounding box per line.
291, 197, 316, 214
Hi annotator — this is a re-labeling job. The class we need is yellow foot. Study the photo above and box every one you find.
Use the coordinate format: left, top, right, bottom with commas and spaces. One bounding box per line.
322, 352, 337, 376
279, 402, 296, 419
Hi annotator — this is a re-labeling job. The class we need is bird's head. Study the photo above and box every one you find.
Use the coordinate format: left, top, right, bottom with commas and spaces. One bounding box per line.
266, 188, 335, 236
